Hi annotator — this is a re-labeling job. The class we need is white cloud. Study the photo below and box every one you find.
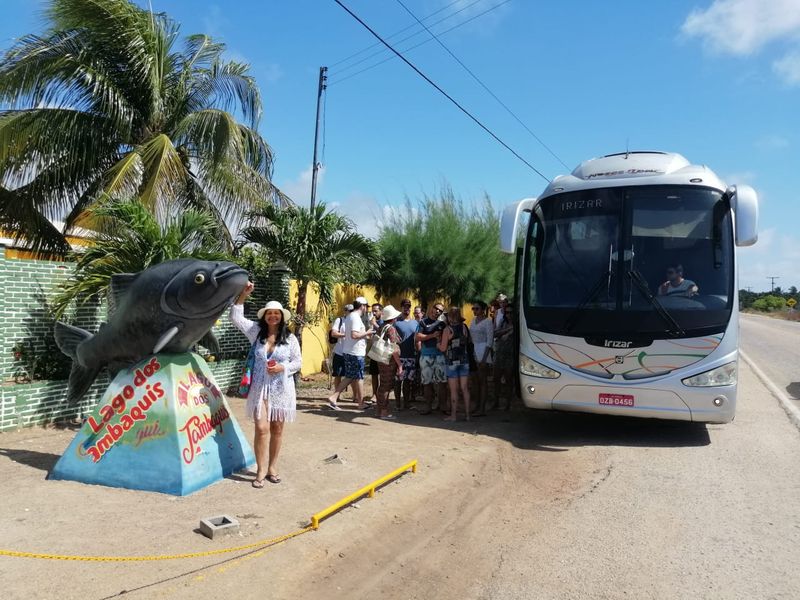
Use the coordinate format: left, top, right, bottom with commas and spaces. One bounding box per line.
681, 0, 800, 55
738, 227, 800, 291
681, 0, 800, 86
773, 50, 800, 85
335, 193, 384, 239
755, 134, 790, 150
277, 164, 324, 205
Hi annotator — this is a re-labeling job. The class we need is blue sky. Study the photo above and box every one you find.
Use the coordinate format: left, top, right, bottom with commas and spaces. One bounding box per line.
1, 0, 798, 292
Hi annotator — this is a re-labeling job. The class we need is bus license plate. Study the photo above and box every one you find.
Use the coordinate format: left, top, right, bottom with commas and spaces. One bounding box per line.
599, 393, 634, 407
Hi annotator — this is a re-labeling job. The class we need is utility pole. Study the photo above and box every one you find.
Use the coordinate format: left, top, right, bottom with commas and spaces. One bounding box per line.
767, 276, 780, 293
309, 66, 328, 211
746, 287, 752, 293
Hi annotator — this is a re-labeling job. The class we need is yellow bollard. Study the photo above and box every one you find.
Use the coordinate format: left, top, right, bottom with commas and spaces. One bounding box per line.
310, 460, 417, 530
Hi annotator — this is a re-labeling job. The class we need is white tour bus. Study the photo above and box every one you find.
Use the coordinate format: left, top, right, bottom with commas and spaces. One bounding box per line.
500, 151, 758, 423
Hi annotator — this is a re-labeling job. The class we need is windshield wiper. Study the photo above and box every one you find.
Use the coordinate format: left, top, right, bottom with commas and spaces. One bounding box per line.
564, 270, 611, 333
627, 269, 685, 337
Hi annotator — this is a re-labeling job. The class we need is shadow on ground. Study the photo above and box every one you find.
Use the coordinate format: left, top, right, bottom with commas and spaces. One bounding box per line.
296, 395, 711, 450
786, 382, 800, 400
0, 447, 62, 472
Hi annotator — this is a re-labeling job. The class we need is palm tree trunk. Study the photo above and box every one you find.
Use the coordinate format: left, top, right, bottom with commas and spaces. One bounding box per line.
295, 280, 308, 350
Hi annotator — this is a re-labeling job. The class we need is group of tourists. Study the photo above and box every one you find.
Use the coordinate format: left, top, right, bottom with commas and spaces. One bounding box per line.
326, 294, 517, 422
226, 280, 517, 490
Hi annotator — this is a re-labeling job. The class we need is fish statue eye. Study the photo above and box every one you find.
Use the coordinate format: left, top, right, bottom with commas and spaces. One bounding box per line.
194, 272, 206, 285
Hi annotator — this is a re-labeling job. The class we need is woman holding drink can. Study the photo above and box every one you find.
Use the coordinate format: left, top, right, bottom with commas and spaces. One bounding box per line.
231, 282, 302, 488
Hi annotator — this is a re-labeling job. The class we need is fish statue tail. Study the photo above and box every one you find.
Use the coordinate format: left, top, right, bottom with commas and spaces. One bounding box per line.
54, 322, 92, 359
54, 322, 100, 405
66, 361, 101, 405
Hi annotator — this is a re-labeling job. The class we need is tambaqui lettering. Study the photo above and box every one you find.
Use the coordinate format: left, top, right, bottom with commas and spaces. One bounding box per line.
179, 407, 231, 464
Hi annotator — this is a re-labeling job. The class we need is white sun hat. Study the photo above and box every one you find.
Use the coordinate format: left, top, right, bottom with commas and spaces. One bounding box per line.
355, 295, 368, 305
257, 300, 291, 323
381, 305, 401, 322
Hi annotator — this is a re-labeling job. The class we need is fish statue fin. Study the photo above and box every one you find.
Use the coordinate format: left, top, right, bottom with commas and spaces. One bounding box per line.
197, 330, 220, 354
54, 321, 93, 358
153, 325, 181, 354
66, 361, 101, 406
108, 272, 139, 316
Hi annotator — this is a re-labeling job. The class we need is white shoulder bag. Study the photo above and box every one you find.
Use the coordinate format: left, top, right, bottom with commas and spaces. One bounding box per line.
368, 324, 399, 365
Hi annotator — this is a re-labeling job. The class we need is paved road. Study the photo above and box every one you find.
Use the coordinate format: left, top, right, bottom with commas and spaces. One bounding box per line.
740, 312, 800, 404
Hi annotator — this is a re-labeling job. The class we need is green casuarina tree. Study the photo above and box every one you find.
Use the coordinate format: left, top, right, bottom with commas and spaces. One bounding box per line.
374, 186, 514, 307
241, 202, 381, 346
0, 0, 284, 254
51, 198, 229, 318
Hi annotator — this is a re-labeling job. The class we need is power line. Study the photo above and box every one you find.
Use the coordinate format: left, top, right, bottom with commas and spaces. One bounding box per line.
331, 0, 550, 182
329, 0, 474, 69
328, 0, 512, 86
394, 0, 570, 171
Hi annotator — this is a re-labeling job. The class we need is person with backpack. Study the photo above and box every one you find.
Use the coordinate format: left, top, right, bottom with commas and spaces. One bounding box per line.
438, 306, 472, 422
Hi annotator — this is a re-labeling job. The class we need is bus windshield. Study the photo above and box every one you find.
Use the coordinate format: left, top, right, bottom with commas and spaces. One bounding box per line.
523, 185, 733, 339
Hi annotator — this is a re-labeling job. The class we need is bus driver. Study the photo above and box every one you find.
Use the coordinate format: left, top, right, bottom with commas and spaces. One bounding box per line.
658, 264, 698, 298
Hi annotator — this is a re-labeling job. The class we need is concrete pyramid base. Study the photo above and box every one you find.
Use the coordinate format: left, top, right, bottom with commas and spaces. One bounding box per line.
50, 353, 255, 495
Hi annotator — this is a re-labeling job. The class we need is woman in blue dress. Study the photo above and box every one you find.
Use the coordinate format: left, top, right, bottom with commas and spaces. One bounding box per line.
232, 282, 302, 487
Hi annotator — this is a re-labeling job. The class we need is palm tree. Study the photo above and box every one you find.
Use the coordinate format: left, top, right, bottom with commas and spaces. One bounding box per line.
0, 0, 284, 254
52, 198, 229, 318
241, 202, 381, 345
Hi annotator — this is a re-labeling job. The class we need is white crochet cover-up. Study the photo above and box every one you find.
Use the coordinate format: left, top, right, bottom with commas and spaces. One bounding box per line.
230, 304, 302, 422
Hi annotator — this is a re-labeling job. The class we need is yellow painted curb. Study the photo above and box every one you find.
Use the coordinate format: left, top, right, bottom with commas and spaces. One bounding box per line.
311, 459, 418, 529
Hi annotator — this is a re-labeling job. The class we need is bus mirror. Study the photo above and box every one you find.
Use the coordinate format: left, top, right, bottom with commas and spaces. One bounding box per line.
500, 198, 536, 254
730, 184, 758, 247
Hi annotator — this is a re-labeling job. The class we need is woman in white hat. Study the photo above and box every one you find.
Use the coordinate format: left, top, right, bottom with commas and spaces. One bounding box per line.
231, 282, 302, 487
374, 305, 403, 419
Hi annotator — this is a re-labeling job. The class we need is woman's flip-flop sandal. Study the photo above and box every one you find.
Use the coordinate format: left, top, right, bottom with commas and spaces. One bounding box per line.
252, 477, 266, 489
266, 474, 281, 484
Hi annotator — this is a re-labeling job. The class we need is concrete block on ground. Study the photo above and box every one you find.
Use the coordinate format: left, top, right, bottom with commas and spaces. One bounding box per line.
199, 515, 240, 539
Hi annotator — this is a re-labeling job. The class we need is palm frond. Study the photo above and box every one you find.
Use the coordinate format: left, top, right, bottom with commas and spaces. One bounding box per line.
137, 133, 186, 214
0, 184, 71, 255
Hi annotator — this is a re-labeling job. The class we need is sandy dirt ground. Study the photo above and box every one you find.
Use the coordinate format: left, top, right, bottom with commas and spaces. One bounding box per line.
0, 376, 592, 600
1, 363, 798, 600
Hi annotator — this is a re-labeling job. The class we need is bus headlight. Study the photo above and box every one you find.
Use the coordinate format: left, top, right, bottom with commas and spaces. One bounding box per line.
682, 362, 737, 387
520, 355, 561, 379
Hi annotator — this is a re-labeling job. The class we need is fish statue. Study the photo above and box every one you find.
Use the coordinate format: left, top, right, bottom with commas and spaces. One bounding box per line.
54, 259, 250, 404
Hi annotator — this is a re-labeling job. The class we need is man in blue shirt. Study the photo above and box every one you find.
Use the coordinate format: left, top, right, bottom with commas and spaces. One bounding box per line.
415, 302, 448, 414
393, 298, 418, 411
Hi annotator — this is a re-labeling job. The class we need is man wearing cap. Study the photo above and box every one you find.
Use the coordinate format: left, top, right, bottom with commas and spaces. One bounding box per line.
327, 296, 373, 410
393, 298, 418, 412
330, 304, 356, 397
